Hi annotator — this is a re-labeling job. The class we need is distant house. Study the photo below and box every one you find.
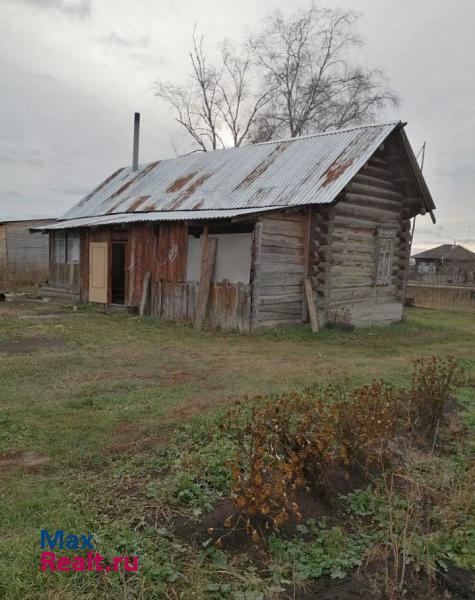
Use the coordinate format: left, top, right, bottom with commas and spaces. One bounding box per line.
0, 219, 53, 270
35, 119, 435, 330
413, 244, 475, 274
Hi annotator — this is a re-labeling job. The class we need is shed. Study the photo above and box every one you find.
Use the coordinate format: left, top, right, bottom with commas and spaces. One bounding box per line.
35, 120, 435, 330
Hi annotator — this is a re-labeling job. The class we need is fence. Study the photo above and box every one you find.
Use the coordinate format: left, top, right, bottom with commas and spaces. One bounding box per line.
149, 280, 252, 332
407, 282, 475, 314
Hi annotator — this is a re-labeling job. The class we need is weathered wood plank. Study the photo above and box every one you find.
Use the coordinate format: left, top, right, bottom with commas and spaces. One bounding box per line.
261, 253, 305, 265
139, 271, 151, 316
304, 277, 319, 332
194, 234, 217, 329
261, 234, 304, 249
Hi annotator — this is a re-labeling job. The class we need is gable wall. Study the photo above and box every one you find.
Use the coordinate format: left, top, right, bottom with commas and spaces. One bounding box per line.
312, 151, 412, 326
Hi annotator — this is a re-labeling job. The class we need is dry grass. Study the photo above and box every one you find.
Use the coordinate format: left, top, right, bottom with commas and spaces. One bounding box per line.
0, 261, 48, 291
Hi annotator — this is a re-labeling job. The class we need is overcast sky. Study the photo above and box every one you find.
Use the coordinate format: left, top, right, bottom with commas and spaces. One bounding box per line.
0, 0, 474, 253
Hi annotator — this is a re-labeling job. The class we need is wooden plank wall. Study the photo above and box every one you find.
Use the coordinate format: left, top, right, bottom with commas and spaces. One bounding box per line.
313, 154, 411, 326
5, 222, 50, 267
150, 280, 251, 332
79, 222, 187, 304
255, 211, 306, 326
0, 225, 7, 262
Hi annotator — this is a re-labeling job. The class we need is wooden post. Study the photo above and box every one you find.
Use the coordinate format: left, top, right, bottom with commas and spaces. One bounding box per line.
194, 225, 217, 329
302, 206, 312, 322
304, 277, 319, 333
127, 229, 136, 306
139, 271, 151, 316
250, 221, 263, 329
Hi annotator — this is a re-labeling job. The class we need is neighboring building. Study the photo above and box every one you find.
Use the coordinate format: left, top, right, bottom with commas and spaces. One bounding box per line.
35, 119, 435, 330
413, 244, 475, 274
0, 219, 53, 269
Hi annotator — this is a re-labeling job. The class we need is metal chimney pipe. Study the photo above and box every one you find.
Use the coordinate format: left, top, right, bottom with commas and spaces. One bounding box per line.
132, 112, 140, 171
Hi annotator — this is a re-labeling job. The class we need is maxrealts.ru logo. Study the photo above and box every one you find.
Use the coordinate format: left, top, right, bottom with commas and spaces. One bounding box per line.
40, 530, 139, 573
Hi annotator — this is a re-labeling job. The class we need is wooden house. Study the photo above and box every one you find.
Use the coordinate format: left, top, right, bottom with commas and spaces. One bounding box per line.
35, 119, 435, 330
413, 244, 475, 274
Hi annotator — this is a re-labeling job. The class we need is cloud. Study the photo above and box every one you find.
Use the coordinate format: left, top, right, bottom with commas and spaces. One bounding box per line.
51, 182, 91, 196
15, 0, 91, 18
96, 31, 150, 48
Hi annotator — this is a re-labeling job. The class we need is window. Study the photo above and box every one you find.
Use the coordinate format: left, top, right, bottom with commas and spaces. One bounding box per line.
53, 231, 66, 263
375, 227, 397, 285
53, 231, 80, 263
66, 232, 80, 263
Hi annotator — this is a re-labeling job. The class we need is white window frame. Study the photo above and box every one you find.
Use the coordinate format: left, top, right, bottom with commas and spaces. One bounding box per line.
53, 231, 80, 264
53, 231, 66, 263
374, 226, 397, 286
66, 231, 80, 264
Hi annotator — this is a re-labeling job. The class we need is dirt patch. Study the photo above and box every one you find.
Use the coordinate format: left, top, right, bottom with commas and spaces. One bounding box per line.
174, 489, 333, 554
279, 575, 382, 599
164, 369, 210, 386
0, 336, 65, 355
442, 565, 475, 599
0, 451, 50, 472
107, 421, 171, 456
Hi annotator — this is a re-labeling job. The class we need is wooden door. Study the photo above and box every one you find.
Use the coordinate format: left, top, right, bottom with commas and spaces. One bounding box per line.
89, 242, 108, 303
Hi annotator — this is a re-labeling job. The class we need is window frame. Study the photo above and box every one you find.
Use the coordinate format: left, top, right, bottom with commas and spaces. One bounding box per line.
53, 231, 66, 263
66, 231, 80, 264
53, 230, 80, 264
374, 226, 397, 286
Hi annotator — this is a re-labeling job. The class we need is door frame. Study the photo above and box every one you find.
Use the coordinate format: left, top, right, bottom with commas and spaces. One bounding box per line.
110, 240, 128, 305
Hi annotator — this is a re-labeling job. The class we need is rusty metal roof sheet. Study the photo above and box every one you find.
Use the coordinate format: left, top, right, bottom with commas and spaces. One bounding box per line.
59, 121, 425, 221
33, 207, 279, 231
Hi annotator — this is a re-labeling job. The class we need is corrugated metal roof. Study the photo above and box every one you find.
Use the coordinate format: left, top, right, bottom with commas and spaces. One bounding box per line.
61, 122, 403, 221
32, 207, 279, 231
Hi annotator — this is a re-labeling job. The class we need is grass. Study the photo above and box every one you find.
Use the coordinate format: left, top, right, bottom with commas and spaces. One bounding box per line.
0, 301, 474, 599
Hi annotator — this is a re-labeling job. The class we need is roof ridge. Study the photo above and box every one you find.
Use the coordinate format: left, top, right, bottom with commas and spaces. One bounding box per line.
127, 120, 403, 171
253, 121, 403, 146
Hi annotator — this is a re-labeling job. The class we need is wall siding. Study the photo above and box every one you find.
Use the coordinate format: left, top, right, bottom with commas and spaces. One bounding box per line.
255, 211, 306, 326
150, 280, 251, 332
4, 222, 50, 267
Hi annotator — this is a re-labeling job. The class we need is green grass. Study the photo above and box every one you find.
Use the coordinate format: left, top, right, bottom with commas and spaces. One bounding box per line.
0, 305, 474, 598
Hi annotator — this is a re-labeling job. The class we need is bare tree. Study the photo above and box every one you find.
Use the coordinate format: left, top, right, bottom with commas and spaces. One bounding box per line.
155, 31, 270, 151
155, 31, 224, 151
248, 6, 399, 141
218, 43, 272, 147
155, 7, 398, 149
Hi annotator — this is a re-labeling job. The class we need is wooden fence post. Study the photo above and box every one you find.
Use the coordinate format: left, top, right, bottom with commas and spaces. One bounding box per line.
194, 225, 217, 329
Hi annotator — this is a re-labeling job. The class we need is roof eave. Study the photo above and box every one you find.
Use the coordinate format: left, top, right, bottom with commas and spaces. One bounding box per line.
398, 127, 436, 223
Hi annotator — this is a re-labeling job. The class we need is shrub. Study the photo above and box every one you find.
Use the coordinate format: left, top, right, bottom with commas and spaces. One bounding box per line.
405, 356, 465, 438
221, 357, 465, 542
222, 382, 401, 540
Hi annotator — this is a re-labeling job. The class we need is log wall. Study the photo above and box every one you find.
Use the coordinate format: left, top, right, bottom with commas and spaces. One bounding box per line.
312, 153, 412, 327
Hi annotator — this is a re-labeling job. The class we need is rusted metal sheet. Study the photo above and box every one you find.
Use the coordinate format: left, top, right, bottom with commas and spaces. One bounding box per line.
57, 122, 413, 223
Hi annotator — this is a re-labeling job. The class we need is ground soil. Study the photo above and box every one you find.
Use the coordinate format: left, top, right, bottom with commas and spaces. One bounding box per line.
0, 336, 64, 355
0, 451, 50, 472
